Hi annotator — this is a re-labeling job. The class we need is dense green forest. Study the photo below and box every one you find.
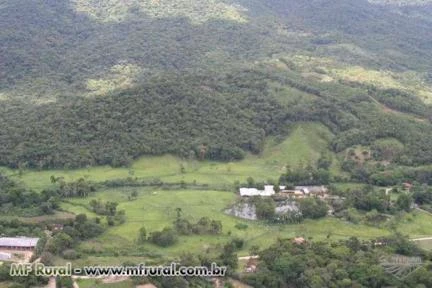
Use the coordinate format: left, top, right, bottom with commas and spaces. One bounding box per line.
1, 0, 432, 169
3, 2, 432, 288
2, 67, 432, 169
245, 235, 432, 288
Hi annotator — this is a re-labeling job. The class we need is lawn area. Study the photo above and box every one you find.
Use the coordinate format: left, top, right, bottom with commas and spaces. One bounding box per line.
396, 210, 432, 239
2, 123, 339, 192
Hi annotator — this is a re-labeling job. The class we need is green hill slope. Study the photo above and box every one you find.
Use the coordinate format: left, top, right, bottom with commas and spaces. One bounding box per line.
1, 0, 432, 169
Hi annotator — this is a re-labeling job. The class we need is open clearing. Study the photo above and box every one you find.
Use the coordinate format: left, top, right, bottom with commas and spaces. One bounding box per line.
59, 188, 432, 266
58, 187, 432, 266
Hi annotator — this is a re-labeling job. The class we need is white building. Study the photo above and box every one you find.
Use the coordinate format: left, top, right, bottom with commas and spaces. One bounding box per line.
0, 237, 39, 251
239, 185, 285, 197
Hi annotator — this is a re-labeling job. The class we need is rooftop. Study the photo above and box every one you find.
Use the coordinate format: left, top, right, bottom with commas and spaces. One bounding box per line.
0, 237, 39, 248
239, 185, 285, 197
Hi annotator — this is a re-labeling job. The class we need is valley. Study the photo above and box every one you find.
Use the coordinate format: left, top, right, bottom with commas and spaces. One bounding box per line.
2, 0, 432, 287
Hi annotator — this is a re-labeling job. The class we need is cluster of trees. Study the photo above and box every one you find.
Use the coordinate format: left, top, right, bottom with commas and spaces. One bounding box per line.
346, 186, 391, 213
89, 199, 118, 215
253, 197, 276, 220
148, 227, 179, 248
251, 196, 328, 224
411, 184, 432, 213
174, 215, 223, 236
44, 214, 104, 261
50, 177, 96, 198
0, 263, 48, 288
244, 234, 431, 288
0, 174, 59, 216
329, 184, 416, 226
369, 166, 432, 186
136, 225, 179, 248
138, 212, 223, 247
88, 199, 125, 225
279, 164, 331, 186
0, 219, 44, 239
298, 198, 328, 219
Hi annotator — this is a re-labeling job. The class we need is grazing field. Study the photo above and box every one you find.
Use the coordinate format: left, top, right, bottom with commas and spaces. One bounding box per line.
58, 185, 432, 266
3, 123, 339, 192
396, 210, 432, 239
59, 187, 402, 266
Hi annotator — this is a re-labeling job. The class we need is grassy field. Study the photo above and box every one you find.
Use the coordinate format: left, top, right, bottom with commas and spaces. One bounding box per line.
2, 123, 340, 192
395, 210, 432, 239
59, 187, 399, 266
56, 184, 432, 266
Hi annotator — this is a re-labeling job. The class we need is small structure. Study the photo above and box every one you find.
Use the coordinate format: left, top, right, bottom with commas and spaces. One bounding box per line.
0, 237, 39, 251
239, 185, 285, 197
402, 182, 413, 191
244, 258, 258, 273
280, 190, 306, 198
49, 224, 64, 232
293, 237, 306, 245
294, 186, 328, 196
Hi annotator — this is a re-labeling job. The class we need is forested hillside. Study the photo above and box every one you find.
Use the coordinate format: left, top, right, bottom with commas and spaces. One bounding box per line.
1, 0, 432, 169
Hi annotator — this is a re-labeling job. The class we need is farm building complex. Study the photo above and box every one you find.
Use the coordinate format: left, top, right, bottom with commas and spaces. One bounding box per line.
0, 237, 39, 251
239, 185, 329, 198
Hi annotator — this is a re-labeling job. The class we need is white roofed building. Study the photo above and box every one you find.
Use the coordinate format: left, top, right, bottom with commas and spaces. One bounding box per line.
239, 185, 285, 197
0, 237, 39, 251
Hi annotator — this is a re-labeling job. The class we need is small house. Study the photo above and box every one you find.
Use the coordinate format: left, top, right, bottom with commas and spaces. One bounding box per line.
402, 182, 413, 191
293, 237, 306, 245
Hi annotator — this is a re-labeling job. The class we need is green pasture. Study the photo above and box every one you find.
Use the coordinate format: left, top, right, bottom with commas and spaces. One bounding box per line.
58, 188, 417, 266
395, 210, 432, 239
